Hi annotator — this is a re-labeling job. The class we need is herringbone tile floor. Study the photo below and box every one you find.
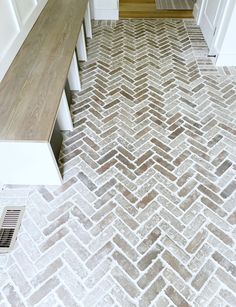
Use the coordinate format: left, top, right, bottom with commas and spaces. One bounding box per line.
0, 19, 236, 307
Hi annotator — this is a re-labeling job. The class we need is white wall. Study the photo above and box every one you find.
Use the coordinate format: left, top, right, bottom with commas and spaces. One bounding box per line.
91, 0, 119, 20
0, 0, 48, 82
215, 1, 236, 65
194, 0, 236, 66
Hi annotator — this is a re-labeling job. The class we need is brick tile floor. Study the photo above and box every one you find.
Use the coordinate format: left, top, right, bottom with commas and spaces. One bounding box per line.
0, 19, 236, 307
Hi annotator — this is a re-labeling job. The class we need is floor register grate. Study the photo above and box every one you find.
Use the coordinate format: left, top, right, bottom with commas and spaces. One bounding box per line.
0, 207, 25, 253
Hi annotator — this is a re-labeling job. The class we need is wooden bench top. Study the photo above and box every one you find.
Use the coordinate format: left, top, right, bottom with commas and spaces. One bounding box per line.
0, 0, 88, 142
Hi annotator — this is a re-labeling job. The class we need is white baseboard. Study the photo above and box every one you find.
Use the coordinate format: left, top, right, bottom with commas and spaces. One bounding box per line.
93, 9, 119, 20
216, 53, 236, 66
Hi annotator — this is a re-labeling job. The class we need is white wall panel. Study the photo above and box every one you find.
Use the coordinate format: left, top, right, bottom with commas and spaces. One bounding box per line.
0, 1, 19, 60
92, 0, 119, 20
93, 0, 118, 10
15, 0, 37, 24
0, 0, 48, 82
195, 0, 236, 65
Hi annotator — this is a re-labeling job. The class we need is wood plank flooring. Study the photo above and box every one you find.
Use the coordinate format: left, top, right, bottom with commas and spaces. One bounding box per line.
120, 0, 193, 18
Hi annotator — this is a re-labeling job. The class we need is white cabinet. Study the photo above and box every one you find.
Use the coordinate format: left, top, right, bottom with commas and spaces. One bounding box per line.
198, 0, 222, 52
90, 0, 119, 20
194, 0, 236, 66
15, 0, 37, 24
0, 0, 48, 82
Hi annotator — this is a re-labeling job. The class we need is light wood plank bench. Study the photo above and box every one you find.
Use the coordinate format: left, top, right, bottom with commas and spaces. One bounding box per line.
0, 0, 92, 185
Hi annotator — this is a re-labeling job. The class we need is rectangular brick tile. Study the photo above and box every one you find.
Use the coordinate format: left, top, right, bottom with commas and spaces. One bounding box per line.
116, 207, 139, 230
111, 267, 140, 298
198, 185, 223, 205
113, 234, 139, 262
111, 286, 136, 307
40, 227, 69, 252
3, 284, 25, 307
31, 258, 63, 287
212, 251, 236, 277
56, 285, 79, 307
137, 190, 158, 209
186, 229, 208, 254
215, 160, 232, 176
28, 277, 59, 305
191, 259, 215, 290
95, 178, 117, 197
220, 180, 236, 199
71, 206, 93, 230
112, 251, 139, 279
216, 268, 236, 293
66, 234, 90, 261
165, 286, 191, 307
137, 259, 164, 289
154, 164, 177, 181
207, 223, 234, 247
90, 212, 116, 236
162, 250, 192, 281
137, 227, 161, 254
78, 172, 97, 191
8, 264, 31, 296
227, 210, 236, 225
201, 197, 226, 218
86, 242, 113, 270
138, 246, 163, 271
219, 289, 236, 306
139, 276, 165, 307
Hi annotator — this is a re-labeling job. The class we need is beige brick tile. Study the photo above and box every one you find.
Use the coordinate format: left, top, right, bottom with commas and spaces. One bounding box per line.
28, 277, 59, 305
165, 286, 191, 307
1, 18, 236, 307
139, 276, 165, 307
3, 284, 25, 307
86, 242, 113, 270
137, 246, 163, 271
191, 260, 215, 290
162, 250, 192, 281
111, 267, 140, 299
56, 285, 80, 307
137, 259, 163, 289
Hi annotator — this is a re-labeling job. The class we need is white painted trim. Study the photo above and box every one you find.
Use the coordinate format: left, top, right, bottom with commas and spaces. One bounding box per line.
68, 51, 82, 91
77, 25, 88, 61
89, 0, 95, 19
0, 0, 48, 82
57, 91, 74, 131
193, 0, 204, 24
84, 2, 93, 38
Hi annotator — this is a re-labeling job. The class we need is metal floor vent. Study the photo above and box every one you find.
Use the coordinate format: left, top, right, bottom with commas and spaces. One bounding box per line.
0, 206, 25, 253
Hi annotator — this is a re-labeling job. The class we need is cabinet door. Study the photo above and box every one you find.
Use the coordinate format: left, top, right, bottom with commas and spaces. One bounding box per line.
199, 0, 222, 53
0, 0, 48, 82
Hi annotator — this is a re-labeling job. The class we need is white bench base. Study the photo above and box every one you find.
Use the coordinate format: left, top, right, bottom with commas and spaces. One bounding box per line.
0, 142, 62, 185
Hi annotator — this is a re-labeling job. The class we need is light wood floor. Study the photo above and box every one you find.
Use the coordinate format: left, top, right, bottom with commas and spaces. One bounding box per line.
120, 0, 193, 18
